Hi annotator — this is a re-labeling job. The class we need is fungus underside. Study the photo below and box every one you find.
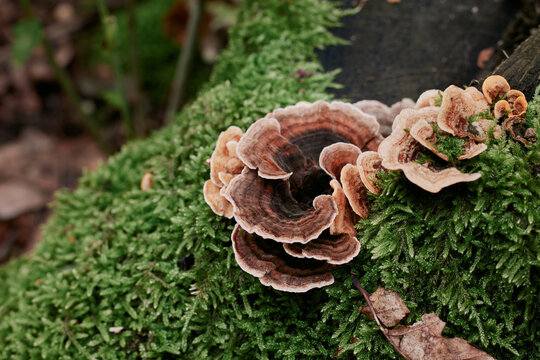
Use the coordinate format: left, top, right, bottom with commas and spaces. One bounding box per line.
0, 1, 538, 359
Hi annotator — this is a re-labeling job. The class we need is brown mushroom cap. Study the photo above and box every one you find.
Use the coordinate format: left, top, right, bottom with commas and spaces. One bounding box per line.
236, 101, 381, 180
204, 180, 234, 218
329, 179, 358, 237
415, 89, 442, 109
493, 100, 510, 119
319, 142, 362, 179
354, 99, 414, 137
231, 225, 335, 292
380, 106, 440, 170
512, 95, 528, 116
225, 169, 337, 243
482, 75, 510, 104
459, 140, 487, 160
341, 164, 369, 218
437, 85, 490, 140
209, 126, 244, 187
506, 89, 525, 105
357, 151, 383, 194
379, 107, 482, 193
283, 231, 360, 265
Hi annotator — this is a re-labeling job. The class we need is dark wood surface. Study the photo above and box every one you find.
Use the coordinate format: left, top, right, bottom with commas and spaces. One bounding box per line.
491, 26, 540, 98
318, 0, 521, 104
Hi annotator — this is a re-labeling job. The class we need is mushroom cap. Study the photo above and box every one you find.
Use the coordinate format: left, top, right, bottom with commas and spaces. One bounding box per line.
225, 169, 338, 243
493, 100, 510, 119
329, 179, 359, 237
231, 225, 335, 293
415, 89, 442, 109
512, 95, 528, 116
357, 151, 383, 194
482, 75, 510, 104
283, 231, 360, 265
319, 142, 362, 179
340, 164, 369, 218
379, 107, 482, 193
354, 99, 414, 137
437, 85, 490, 140
236, 101, 381, 180
380, 106, 440, 170
458, 140, 487, 160
203, 180, 234, 218
506, 89, 525, 105
209, 126, 244, 187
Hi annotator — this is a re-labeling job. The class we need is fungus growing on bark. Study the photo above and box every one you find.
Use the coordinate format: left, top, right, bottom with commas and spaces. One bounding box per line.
328, 179, 359, 237
231, 225, 335, 292
437, 85, 490, 141
506, 89, 525, 105
209, 126, 244, 186
203, 180, 234, 218
512, 95, 528, 116
357, 151, 383, 194
481, 74, 510, 104
353, 98, 415, 136
283, 231, 360, 265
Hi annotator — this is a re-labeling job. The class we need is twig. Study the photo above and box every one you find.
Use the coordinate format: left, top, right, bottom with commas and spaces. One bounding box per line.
164, 0, 202, 124
18, 0, 111, 154
350, 272, 412, 360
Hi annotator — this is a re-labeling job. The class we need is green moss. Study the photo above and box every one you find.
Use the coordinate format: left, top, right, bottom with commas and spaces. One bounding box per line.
0, 1, 538, 359
431, 123, 468, 163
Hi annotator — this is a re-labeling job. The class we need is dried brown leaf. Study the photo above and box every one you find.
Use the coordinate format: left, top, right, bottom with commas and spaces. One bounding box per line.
359, 286, 410, 327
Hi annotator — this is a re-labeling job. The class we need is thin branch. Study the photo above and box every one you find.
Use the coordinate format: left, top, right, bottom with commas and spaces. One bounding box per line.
350, 272, 412, 360
165, 0, 202, 124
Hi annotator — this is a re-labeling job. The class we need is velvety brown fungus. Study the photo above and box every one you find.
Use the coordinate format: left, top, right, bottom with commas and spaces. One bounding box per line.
319, 142, 362, 179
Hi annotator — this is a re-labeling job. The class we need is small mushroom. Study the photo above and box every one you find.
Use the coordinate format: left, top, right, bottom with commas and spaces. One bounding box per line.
203, 180, 234, 218
512, 95, 528, 117
357, 151, 383, 194
437, 85, 490, 141
329, 179, 358, 237
506, 89, 525, 105
236, 101, 382, 180
415, 89, 442, 109
225, 169, 338, 243
319, 142, 362, 179
493, 100, 510, 119
231, 225, 335, 292
209, 126, 244, 187
341, 164, 369, 218
482, 75, 510, 104
354, 99, 415, 136
140, 172, 154, 191
283, 231, 360, 265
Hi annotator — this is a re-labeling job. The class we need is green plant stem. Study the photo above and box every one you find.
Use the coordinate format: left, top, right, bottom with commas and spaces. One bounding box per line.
165, 0, 202, 124
97, 0, 135, 140
18, 0, 111, 154
127, 0, 146, 136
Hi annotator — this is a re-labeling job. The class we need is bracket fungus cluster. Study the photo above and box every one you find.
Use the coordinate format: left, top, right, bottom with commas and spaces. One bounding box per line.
376, 75, 524, 193
203, 75, 531, 291
204, 101, 390, 292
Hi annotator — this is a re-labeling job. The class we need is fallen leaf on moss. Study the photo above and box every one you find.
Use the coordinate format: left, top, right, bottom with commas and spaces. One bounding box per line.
351, 273, 495, 360
388, 313, 495, 360
359, 286, 409, 327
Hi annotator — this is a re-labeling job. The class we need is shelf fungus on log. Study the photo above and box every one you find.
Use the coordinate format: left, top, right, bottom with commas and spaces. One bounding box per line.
415, 89, 442, 109
205, 101, 387, 292
357, 151, 383, 195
